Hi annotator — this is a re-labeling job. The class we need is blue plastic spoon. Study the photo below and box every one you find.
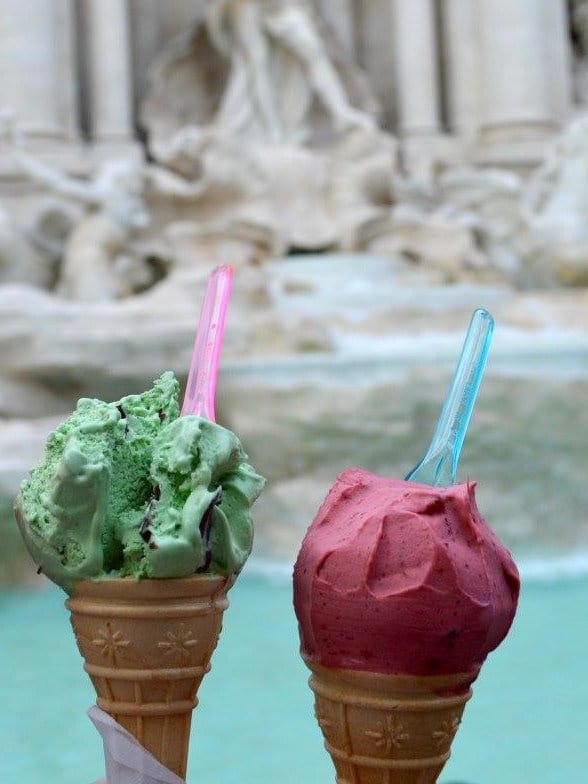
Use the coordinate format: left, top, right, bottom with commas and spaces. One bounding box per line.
405, 308, 494, 487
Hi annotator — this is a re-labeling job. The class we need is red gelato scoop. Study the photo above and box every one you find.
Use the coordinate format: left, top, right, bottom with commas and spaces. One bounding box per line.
293, 468, 520, 676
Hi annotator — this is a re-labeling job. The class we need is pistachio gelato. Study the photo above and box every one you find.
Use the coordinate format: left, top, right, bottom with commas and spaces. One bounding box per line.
15, 372, 265, 593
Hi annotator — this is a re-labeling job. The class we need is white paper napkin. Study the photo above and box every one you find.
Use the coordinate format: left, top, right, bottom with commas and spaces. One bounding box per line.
88, 706, 185, 784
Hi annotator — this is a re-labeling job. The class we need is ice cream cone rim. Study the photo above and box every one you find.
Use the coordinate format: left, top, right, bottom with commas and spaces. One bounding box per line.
95, 696, 197, 717
304, 658, 480, 697
67, 573, 233, 601
325, 742, 450, 770
84, 662, 210, 681
66, 595, 229, 619
309, 671, 473, 712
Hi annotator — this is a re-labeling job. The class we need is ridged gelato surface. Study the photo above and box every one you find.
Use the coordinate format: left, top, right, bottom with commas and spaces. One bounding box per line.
16, 372, 265, 593
293, 468, 519, 676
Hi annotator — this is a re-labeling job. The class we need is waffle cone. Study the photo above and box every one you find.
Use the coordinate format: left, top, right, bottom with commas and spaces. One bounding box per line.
304, 658, 479, 784
66, 574, 232, 779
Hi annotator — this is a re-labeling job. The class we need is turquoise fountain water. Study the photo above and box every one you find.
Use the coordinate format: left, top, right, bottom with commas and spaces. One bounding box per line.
1, 569, 587, 784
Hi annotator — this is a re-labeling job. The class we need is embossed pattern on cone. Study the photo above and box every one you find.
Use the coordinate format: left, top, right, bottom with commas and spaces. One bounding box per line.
305, 659, 479, 784
67, 575, 232, 779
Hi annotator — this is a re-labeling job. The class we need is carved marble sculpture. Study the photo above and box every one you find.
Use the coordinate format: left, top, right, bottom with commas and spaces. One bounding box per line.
144, 0, 376, 147
203, 0, 374, 143
10, 143, 152, 301
7, 136, 232, 300
141, 0, 387, 252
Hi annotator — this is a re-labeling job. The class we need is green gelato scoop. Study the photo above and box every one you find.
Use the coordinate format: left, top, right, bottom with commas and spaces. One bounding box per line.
15, 372, 265, 593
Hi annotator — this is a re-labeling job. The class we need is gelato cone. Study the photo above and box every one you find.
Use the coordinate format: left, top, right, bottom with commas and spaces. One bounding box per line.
294, 470, 519, 783
14, 373, 265, 781
66, 574, 232, 779
305, 659, 478, 784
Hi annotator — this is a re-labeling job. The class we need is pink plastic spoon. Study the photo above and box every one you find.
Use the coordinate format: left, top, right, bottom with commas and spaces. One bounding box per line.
181, 265, 234, 420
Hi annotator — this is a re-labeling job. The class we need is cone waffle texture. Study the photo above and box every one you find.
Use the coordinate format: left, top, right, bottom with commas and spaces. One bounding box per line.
67, 575, 232, 779
305, 658, 479, 784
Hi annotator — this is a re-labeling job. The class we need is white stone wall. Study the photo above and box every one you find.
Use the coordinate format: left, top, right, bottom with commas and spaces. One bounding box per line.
0, 0, 578, 162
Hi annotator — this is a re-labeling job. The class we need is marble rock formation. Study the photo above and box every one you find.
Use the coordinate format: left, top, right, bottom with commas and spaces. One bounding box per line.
437, 167, 525, 283
522, 114, 588, 286
0, 204, 60, 289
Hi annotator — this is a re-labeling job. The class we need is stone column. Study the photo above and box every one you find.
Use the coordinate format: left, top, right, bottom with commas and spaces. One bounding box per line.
356, 0, 395, 129
129, 0, 162, 118
315, 0, 355, 63
477, 0, 555, 143
391, 0, 440, 136
543, 0, 573, 124
442, 0, 481, 139
0, 0, 77, 139
85, 0, 133, 141
54, 0, 79, 140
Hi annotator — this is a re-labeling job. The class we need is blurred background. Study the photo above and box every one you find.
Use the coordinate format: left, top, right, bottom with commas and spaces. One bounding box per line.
0, 1, 587, 783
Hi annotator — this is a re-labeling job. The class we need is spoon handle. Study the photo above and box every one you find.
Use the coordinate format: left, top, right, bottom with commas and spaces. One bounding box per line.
405, 308, 494, 486
181, 265, 234, 420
